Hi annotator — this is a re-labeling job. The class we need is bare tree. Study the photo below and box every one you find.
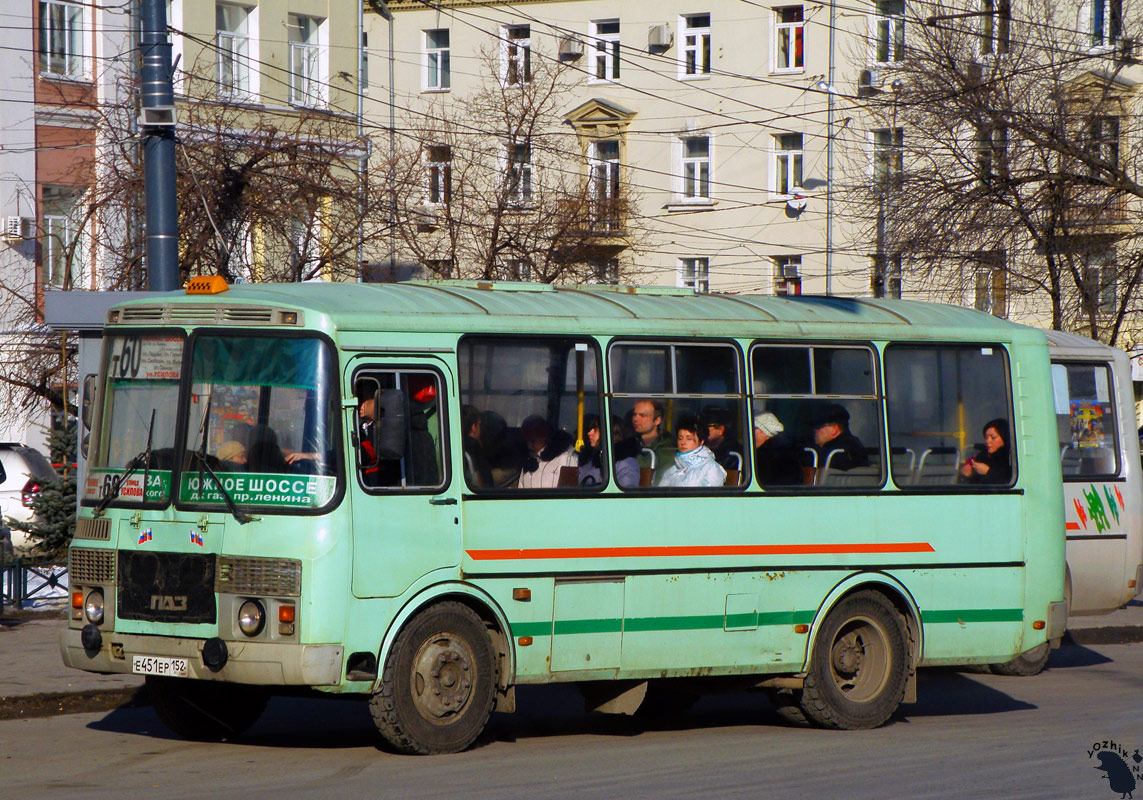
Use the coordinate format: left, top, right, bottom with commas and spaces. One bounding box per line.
845, 0, 1143, 345
388, 49, 647, 284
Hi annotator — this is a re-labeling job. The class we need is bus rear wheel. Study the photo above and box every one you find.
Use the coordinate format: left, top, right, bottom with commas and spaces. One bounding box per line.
370, 602, 498, 755
990, 642, 1050, 676
146, 676, 268, 742
798, 591, 908, 730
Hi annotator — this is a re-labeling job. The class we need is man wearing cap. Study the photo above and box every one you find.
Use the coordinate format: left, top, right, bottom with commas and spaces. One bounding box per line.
753, 412, 803, 485
809, 404, 868, 472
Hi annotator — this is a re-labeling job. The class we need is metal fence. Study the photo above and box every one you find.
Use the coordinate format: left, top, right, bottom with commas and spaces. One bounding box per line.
0, 555, 69, 613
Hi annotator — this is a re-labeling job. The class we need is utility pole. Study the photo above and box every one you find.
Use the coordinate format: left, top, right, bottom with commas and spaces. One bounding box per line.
139, 0, 180, 291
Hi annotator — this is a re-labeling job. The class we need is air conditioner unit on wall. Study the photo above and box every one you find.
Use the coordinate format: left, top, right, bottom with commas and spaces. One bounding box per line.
648, 24, 673, 50
858, 68, 883, 96
3, 216, 31, 240
558, 35, 584, 60
781, 263, 800, 279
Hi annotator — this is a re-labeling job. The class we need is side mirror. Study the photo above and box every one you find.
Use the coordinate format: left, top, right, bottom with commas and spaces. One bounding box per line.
81, 374, 96, 431
374, 388, 407, 460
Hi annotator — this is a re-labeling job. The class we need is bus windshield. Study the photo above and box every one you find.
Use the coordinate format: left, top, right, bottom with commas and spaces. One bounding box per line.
84, 333, 185, 505
179, 334, 339, 511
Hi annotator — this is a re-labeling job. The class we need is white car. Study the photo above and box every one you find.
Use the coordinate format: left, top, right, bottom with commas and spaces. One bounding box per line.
0, 444, 59, 557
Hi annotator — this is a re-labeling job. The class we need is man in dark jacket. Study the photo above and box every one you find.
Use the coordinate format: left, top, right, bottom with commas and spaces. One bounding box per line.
808, 404, 868, 472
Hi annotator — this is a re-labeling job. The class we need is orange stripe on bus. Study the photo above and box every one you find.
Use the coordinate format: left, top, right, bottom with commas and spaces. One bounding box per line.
465, 543, 936, 560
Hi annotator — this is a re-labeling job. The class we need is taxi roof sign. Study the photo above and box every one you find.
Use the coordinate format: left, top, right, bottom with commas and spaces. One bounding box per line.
185, 276, 229, 295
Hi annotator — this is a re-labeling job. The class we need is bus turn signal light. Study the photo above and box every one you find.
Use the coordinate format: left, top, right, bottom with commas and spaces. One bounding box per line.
1032, 620, 1045, 630
512, 588, 531, 601
278, 605, 295, 623
794, 624, 809, 634
518, 636, 533, 647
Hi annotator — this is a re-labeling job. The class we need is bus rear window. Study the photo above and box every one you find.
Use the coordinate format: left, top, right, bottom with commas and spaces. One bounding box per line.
1052, 362, 1119, 479
884, 345, 1014, 489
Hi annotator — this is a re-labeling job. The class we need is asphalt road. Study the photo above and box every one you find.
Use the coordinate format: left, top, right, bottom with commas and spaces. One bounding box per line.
3, 642, 1142, 800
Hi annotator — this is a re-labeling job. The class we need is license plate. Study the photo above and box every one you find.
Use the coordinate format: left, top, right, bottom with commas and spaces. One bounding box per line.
131, 655, 189, 678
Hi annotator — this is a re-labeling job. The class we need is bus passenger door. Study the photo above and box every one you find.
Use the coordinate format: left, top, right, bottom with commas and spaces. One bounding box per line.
346, 359, 462, 599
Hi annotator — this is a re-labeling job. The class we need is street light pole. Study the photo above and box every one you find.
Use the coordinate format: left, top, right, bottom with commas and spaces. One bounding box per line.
138, 0, 179, 291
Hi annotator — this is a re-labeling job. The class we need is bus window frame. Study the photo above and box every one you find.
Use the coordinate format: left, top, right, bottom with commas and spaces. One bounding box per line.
883, 341, 1017, 493
349, 364, 452, 496
1053, 359, 1122, 482
174, 327, 346, 518
747, 339, 885, 492
81, 326, 190, 512
457, 333, 607, 496
607, 336, 749, 494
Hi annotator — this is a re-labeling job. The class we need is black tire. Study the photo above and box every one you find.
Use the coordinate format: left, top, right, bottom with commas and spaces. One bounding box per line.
799, 591, 908, 730
990, 642, 1050, 676
766, 687, 813, 726
146, 676, 268, 742
369, 602, 498, 755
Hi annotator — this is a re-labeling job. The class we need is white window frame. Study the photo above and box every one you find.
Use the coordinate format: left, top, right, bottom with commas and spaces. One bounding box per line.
591, 139, 621, 228
425, 28, 450, 91
773, 255, 802, 296
41, 186, 85, 289
217, 2, 254, 98
773, 133, 804, 196
678, 257, 710, 293
976, 123, 1008, 184
506, 142, 533, 205
978, 0, 1010, 57
426, 145, 452, 206
774, 6, 804, 73
501, 259, 532, 281
872, 0, 905, 64
589, 258, 619, 284
872, 127, 904, 187
680, 14, 711, 78
972, 250, 1007, 317
501, 25, 532, 87
1083, 248, 1117, 316
679, 135, 712, 202
1088, 0, 1123, 49
1087, 115, 1120, 172
38, 0, 88, 80
288, 14, 327, 107
591, 19, 621, 83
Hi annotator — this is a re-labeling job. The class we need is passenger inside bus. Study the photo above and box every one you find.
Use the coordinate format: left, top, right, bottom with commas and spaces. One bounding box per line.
630, 399, 675, 484
703, 407, 743, 474
462, 404, 493, 488
657, 415, 727, 487
960, 418, 1012, 485
806, 404, 868, 472
576, 414, 605, 487
517, 415, 577, 489
753, 412, 803, 486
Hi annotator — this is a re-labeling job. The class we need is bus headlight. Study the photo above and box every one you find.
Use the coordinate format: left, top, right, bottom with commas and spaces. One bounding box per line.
237, 600, 265, 636
84, 590, 105, 625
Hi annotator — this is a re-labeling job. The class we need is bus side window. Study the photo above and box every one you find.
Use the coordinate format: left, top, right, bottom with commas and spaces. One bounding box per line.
1052, 362, 1119, 479
353, 370, 446, 491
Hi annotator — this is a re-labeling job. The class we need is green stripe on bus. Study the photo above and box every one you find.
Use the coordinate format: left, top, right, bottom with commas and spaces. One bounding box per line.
510, 610, 817, 638
923, 609, 1024, 624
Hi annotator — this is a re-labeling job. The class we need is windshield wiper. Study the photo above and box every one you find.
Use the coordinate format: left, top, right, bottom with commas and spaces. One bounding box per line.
188, 398, 254, 525
93, 409, 155, 518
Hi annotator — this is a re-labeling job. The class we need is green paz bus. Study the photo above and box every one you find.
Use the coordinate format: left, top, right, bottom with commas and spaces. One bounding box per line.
62, 280, 1066, 754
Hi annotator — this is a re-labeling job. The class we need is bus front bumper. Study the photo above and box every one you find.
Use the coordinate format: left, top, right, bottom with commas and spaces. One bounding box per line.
60, 627, 344, 686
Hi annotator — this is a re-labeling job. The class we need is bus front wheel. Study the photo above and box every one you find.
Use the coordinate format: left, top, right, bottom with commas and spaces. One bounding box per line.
146, 676, 268, 742
370, 602, 498, 755
798, 591, 908, 730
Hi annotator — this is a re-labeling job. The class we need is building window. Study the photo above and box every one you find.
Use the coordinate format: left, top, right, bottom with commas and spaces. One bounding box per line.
873, 127, 904, 188
42, 186, 84, 289
592, 20, 620, 81
774, 256, 802, 295
500, 259, 532, 281
979, 0, 1010, 56
591, 140, 621, 229
1087, 116, 1120, 173
678, 257, 710, 292
681, 136, 711, 200
590, 259, 620, 284
774, 133, 803, 195
977, 123, 1008, 184
1091, 0, 1123, 48
506, 143, 532, 204
973, 250, 1007, 317
775, 7, 804, 71
874, 0, 905, 63
426, 145, 452, 205
217, 3, 251, 96
424, 258, 454, 278
425, 28, 450, 90
681, 14, 711, 77
288, 14, 326, 106
871, 253, 901, 298
502, 25, 531, 86
39, 0, 86, 79
1082, 248, 1117, 316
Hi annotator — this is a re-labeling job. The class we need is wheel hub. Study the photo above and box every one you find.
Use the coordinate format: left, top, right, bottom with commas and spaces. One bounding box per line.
410, 635, 475, 722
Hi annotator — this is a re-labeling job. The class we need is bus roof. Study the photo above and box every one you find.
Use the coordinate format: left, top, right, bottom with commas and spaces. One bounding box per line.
111, 281, 1046, 342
